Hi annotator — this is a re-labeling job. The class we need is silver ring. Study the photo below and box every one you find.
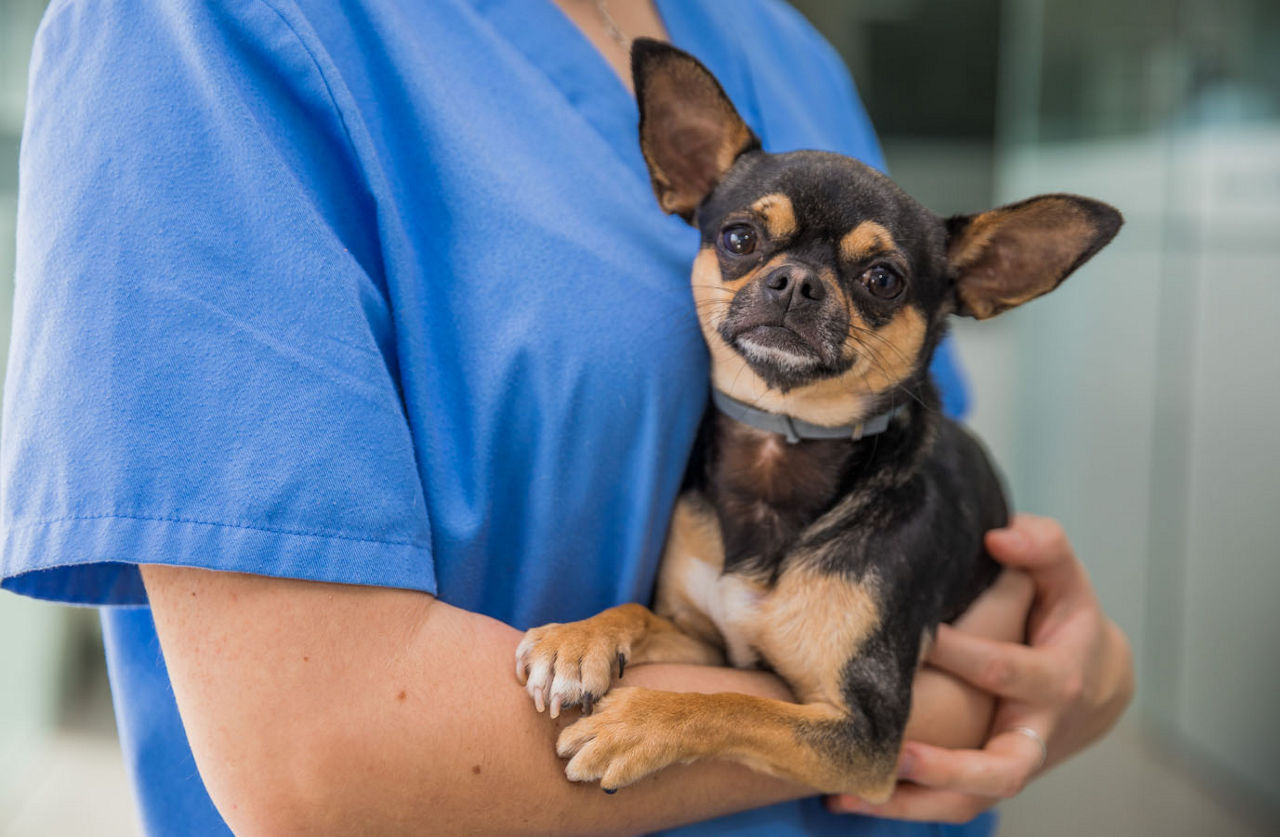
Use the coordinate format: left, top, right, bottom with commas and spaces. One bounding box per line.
1010, 726, 1048, 771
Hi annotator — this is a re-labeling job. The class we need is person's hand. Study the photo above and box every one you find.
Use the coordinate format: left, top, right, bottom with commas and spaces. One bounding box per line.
828, 514, 1135, 823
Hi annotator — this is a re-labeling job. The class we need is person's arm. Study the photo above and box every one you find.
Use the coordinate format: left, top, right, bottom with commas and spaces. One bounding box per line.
142, 563, 1031, 834
829, 515, 1136, 822
908, 567, 1034, 748
144, 565, 799, 835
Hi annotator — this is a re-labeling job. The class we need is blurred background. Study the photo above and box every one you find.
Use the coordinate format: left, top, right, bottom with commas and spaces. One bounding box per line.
1, 0, 1277, 834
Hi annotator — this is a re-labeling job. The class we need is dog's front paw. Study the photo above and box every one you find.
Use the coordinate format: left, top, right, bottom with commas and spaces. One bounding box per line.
516, 618, 630, 718
556, 687, 690, 791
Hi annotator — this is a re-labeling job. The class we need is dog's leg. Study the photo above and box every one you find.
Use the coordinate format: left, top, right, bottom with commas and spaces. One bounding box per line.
556, 687, 899, 801
556, 564, 917, 801
517, 603, 723, 716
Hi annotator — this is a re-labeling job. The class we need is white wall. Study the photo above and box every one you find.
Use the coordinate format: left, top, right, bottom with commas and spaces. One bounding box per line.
1173, 126, 1280, 810
952, 125, 1280, 813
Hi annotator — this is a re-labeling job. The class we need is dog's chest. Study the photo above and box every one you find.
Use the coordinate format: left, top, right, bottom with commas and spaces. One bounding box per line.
654, 495, 769, 668
657, 493, 885, 706
675, 553, 766, 668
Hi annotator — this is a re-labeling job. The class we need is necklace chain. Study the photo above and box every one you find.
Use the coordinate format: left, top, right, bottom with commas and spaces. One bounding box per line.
595, 0, 631, 50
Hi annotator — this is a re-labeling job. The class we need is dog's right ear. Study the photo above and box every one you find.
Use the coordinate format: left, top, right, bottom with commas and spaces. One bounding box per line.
632, 38, 760, 222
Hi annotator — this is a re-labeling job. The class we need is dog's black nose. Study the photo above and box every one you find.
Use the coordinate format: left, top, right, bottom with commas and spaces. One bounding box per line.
762, 265, 826, 310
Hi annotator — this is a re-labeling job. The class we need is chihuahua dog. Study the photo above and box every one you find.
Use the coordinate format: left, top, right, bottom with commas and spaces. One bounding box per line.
515, 39, 1121, 802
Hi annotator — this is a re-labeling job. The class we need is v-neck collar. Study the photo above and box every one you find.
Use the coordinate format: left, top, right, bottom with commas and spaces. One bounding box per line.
471, 0, 756, 190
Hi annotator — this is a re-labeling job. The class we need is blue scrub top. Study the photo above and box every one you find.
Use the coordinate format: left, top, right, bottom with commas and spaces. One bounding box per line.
2, 0, 982, 834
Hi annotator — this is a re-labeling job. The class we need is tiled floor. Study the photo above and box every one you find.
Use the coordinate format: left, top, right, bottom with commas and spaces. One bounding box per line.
1, 721, 1274, 835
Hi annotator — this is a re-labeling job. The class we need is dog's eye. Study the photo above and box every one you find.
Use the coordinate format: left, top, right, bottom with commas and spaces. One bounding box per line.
720, 224, 757, 255
862, 265, 904, 299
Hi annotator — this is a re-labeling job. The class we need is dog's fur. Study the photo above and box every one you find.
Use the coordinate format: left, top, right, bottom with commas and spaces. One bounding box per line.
515, 40, 1122, 800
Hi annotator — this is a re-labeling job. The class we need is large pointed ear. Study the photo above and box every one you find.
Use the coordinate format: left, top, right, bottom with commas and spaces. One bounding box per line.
946, 194, 1123, 319
631, 38, 760, 221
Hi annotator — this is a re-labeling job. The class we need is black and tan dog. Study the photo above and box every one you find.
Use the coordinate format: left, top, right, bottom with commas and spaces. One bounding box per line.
515, 39, 1121, 802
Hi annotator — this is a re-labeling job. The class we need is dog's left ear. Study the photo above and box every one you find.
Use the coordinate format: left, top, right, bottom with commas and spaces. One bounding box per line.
632, 38, 760, 221
946, 194, 1123, 319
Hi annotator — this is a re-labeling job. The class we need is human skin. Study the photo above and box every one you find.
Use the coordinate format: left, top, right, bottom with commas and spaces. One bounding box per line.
549, 5, 1138, 815
829, 515, 1136, 823
141, 561, 1031, 835
135, 6, 1134, 833
554, 0, 663, 94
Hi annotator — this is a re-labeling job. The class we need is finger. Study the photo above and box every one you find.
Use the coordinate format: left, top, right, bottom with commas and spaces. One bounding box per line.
927, 623, 1064, 701
948, 567, 1033, 636
986, 514, 1070, 568
895, 731, 1044, 798
827, 785, 992, 825
986, 516, 1091, 606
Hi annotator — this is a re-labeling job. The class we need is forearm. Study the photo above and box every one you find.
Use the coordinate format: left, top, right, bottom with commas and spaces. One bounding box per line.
143, 566, 808, 835
143, 565, 1031, 834
905, 568, 1035, 748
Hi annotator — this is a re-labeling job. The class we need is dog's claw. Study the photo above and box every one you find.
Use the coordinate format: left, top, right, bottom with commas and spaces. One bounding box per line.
603, 787, 617, 795
517, 620, 629, 717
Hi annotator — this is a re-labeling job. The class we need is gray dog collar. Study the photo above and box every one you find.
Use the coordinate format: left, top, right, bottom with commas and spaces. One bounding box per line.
711, 389, 909, 445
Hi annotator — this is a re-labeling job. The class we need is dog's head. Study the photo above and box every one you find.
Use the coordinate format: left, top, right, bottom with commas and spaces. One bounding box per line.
633, 40, 1122, 426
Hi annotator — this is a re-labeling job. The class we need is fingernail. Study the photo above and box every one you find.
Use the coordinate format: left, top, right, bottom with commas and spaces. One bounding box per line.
897, 749, 915, 779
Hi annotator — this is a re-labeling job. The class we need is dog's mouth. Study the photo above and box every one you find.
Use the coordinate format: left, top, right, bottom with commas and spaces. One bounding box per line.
712, 289, 857, 391
731, 324, 825, 372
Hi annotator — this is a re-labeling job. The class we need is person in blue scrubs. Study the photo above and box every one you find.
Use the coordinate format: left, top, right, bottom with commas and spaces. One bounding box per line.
3, 0, 1133, 833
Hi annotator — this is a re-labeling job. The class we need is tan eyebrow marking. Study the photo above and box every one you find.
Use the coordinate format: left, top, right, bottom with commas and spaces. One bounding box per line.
840, 221, 896, 262
750, 193, 797, 239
